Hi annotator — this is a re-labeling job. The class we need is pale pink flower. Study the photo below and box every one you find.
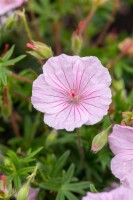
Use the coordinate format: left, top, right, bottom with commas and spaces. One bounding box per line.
82, 185, 133, 200
108, 125, 133, 188
0, 0, 24, 16
31, 54, 111, 131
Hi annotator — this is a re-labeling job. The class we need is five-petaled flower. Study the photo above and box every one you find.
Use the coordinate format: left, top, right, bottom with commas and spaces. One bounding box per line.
109, 125, 133, 188
31, 54, 112, 131
0, 0, 24, 16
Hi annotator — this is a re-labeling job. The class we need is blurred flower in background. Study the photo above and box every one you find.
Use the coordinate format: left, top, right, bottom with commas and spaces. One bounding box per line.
109, 125, 133, 188
82, 185, 133, 200
0, 0, 24, 16
0, 0, 25, 29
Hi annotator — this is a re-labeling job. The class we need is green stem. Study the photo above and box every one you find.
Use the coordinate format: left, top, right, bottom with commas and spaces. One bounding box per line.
39, 168, 48, 182
19, 11, 32, 41
76, 128, 84, 158
30, 112, 41, 140
27, 163, 40, 185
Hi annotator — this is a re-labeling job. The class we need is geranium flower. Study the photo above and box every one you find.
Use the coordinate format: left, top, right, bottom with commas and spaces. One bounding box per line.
82, 185, 133, 200
109, 125, 133, 188
0, 0, 24, 16
31, 54, 111, 131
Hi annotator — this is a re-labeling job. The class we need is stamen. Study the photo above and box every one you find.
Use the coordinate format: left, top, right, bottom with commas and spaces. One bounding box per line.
71, 92, 75, 97
70, 90, 80, 104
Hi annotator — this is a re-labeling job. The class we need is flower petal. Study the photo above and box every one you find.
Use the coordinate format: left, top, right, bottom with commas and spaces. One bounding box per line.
82, 84, 112, 125
73, 56, 111, 93
43, 54, 79, 92
108, 125, 133, 155
31, 74, 69, 114
82, 186, 129, 200
0, 0, 24, 15
111, 153, 133, 189
44, 103, 90, 131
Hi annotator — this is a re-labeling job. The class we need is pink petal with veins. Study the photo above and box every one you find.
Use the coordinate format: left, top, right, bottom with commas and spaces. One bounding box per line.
109, 125, 133, 155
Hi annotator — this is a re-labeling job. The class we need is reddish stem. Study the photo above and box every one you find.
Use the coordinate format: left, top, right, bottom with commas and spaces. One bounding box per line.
95, 0, 120, 46
74, 8, 96, 37
10, 112, 20, 137
54, 22, 62, 55
12, 72, 33, 83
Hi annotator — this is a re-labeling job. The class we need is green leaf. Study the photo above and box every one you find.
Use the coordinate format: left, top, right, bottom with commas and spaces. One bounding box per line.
0, 67, 7, 85
89, 183, 98, 193
0, 164, 12, 174
40, 181, 60, 191
52, 150, 70, 176
0, 55, 26, 67
18, 166, 35, 176
14, 175, 21, 189
63, 163, 75, 184
3, 45, 15, 61
21, 147, 43, 163
123, 64, 133, 74
65, 181, 90, 194
64, 191, 79, 200
7, 150, 20, 169
56, 190, 65, 200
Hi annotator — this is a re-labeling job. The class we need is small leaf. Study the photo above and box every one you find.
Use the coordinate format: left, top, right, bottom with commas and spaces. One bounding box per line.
89, 183, 98, 193
63, 163, 75, 183
0, 67, 7, 85
14, 175, 21, 189
40, 181, 60, 191
0, 55, 26, 67
65, 181, 90, 194
21, 147, 43, 163
0, 164, 12, 174
52, 150, 70, 176
55, 191, 65, 200
7, 150, 20, 169
3, 45, 15, 61
18, 166, 35, 176
64, 191, 79, 200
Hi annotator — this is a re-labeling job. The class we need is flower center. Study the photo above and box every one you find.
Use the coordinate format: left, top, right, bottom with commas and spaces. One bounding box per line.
70, 90, 80, 104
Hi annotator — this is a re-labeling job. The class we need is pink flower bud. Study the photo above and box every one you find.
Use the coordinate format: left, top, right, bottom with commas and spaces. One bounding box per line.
118, 38, 133, 56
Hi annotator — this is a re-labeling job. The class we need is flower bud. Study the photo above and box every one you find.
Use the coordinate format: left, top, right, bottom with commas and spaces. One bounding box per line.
45, 129, 57, 147
17, 184, 29, 200
92, 125, 112, 153
27, 41, 53, 60
118, 38, 133, 56
71, 33, 83, 55
121, 111, 133, 126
